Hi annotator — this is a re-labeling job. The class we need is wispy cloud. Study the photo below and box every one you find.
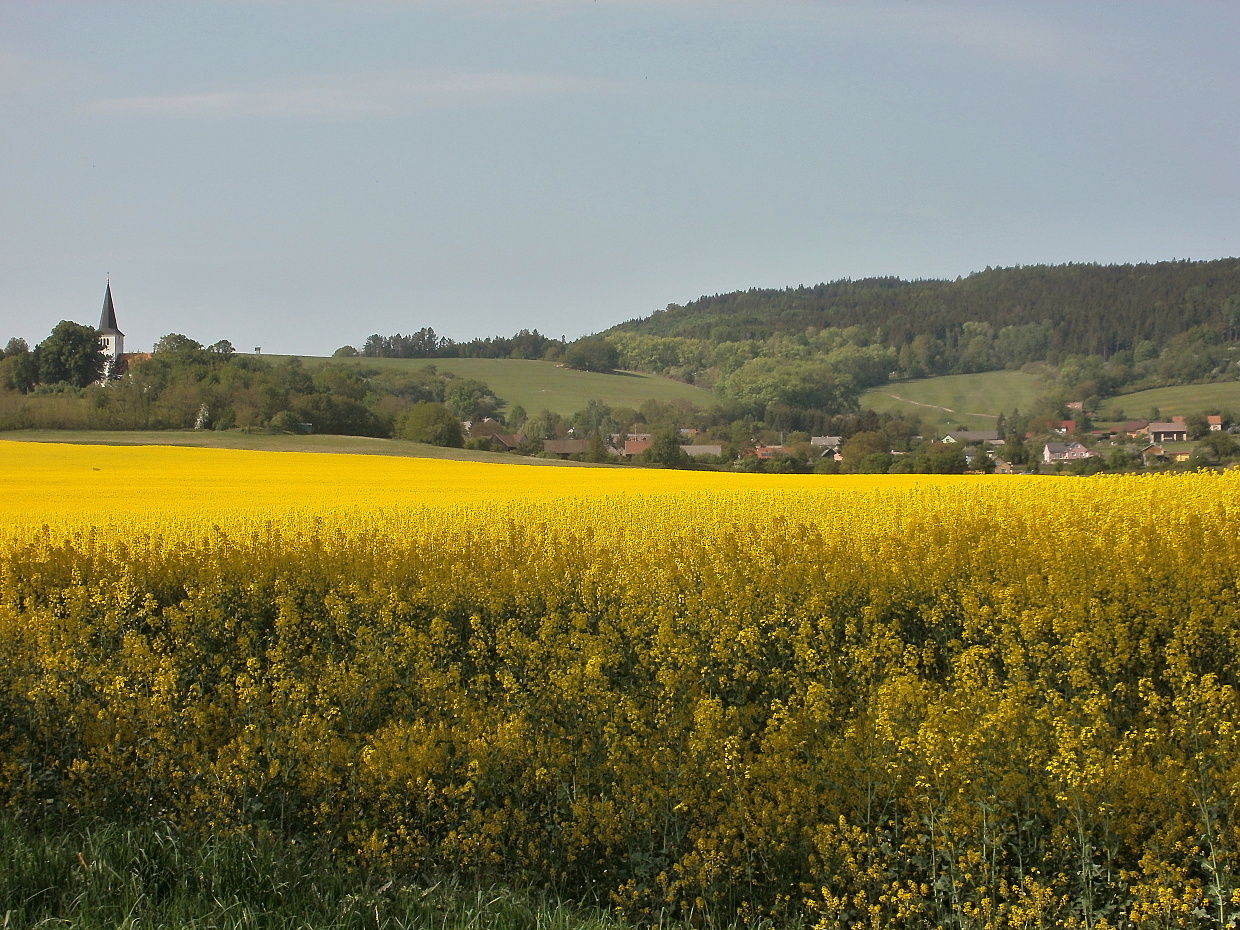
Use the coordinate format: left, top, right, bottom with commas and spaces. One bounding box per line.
85, 69, 622, 119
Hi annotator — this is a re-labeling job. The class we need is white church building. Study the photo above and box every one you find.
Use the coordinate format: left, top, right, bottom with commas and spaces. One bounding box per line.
97, 282, 125, 380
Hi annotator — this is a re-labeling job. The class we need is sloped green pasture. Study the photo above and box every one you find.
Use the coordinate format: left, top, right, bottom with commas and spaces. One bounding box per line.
278, 355, 715, 417
862, 370, 1045, 432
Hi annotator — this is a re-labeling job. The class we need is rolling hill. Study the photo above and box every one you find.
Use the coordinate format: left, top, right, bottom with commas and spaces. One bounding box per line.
1096, 382, 1240, 421
277, 355, 715, 418
861, 370, 1047, 433
610, 258, 1240, 357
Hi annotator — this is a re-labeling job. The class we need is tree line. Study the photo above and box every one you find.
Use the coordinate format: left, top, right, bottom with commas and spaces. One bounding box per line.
337, 329, 623, 374
0, 322, 505, 442
338, 328, 565, 362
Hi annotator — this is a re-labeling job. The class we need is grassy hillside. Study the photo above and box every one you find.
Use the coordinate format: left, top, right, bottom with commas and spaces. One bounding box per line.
862, 370, 1240, 431
1097, 381, 1240, 420
0, 430, 608, 465
861, 370, 1046, 433
277, 356, 715, 418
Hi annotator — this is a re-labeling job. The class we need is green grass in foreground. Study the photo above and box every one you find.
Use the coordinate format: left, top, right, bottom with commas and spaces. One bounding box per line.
861, 370, 1046, 433
0, 818, 649, 930
1097, 380, 1240, 420
0, 430, 608, 466
272, 356, 717, 419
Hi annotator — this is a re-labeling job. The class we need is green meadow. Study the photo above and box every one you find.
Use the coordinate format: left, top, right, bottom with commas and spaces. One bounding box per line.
1097, 381, 1240, 420
277, 355, 716, 418
861, 370, 1046, 433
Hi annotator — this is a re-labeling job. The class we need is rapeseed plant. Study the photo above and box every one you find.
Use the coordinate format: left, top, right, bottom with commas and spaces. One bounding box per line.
3, 440, 1239, 928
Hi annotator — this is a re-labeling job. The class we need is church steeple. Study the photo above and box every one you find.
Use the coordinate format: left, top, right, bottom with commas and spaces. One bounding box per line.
96, 281, 125, 378
98, 281, 124, 337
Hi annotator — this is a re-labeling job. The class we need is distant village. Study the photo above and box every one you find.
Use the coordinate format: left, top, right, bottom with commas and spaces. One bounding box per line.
82, 278, 1240, 477
459, 409, 1237, 474
935, 413, 1229, 473
4, 282, 1236, 475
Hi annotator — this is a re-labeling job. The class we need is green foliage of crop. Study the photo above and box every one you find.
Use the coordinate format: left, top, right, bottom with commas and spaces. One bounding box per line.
0, 816, 638, 930
8, 472, 1240, 926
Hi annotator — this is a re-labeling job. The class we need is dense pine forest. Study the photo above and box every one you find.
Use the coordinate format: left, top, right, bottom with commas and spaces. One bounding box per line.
611, 259, 1240, 356
350, 260, 1240, 378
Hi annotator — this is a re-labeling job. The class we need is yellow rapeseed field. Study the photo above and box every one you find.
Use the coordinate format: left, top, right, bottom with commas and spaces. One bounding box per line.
0, 439, 988, 527
4, 439, 1240, 929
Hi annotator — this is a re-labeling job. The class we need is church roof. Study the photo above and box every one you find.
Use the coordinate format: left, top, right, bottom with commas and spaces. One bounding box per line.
98, 283, 124, 336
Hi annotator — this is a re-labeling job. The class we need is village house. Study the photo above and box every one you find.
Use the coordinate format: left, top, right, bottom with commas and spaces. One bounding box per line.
1043, 441, 1093, 463
1141, 444, 1165, 466
810, 437, 843, 461
1208, 415, 1224, 431
623, 438, 653, 458
1142, 444, 1192, 466
684, 444, 723, 458
943, 430, 1001, 445
755, 445, 791, 459
486, 433, 525, 453
1147, 421, 1188, 443
542, 439, 592, 458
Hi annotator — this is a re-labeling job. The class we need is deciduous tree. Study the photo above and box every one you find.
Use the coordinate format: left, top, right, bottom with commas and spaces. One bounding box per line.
395, 402, 464, 447
37, 320, 104, 387
563, 338, 620, 373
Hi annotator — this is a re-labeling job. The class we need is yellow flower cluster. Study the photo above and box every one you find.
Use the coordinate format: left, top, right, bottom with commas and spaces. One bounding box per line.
0, 440, 976, 531
3, 440, 1240, 928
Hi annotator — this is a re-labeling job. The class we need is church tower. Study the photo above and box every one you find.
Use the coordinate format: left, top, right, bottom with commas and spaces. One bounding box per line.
97, 281, 125, 379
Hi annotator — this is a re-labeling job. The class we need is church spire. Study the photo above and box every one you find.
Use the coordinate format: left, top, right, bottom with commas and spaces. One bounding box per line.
98, 281, 124, 336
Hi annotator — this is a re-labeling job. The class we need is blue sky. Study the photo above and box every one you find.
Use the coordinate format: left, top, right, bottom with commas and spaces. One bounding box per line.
2, 1, 1238, 355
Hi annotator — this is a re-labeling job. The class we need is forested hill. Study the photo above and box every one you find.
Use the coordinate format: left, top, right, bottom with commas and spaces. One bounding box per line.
610, 259, 1240, 357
